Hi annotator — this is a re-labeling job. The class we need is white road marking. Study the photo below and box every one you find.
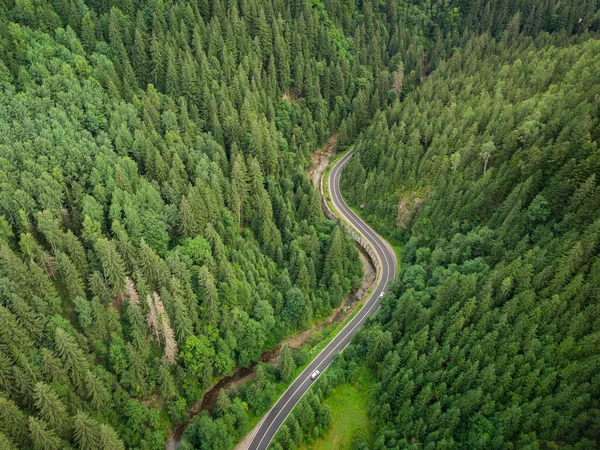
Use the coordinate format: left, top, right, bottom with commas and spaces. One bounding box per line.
249, 150, 397, 450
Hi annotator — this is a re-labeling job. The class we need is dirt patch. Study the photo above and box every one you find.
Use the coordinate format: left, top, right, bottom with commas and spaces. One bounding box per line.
282, 89, 298, 103
396, 190, 431, 228
308, 134, 338, 188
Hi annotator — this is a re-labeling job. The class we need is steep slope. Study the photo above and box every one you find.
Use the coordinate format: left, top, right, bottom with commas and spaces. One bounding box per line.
335, 32, 600, 449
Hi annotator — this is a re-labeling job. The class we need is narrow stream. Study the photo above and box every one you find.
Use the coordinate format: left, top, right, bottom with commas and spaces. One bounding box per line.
166, 245, 375, 449
166, 365, 256, 450
166, 345, 281, 450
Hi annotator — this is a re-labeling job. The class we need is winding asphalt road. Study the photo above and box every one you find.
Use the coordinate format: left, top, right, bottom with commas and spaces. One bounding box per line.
247, 150, 398, 450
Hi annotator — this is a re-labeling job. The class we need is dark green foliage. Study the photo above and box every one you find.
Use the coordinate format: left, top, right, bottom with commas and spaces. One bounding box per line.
1, 0, 597, 448
278, 343, 296, 383
0, 0, 373, 446
335, 26, 600, 450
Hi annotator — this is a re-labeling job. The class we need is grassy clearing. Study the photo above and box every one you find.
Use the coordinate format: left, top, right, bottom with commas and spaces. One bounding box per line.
243, 293, 372, 433
305, 368, 376, 450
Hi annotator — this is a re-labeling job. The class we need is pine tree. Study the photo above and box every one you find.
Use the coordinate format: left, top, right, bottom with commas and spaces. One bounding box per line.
215, 389, 231, 416
80, 11, 96, 53
165, 51, 179, 97
73, 411, 101, 450
126, 301, 148, 352
88, 270, 111, 304
54, 328, 89, 393
28, 416, 63, 450
230, 152, 249, 229
40, 348, 69, 385
85, 370, 109, 410
0, 432, 17, 450
33, 382, 70, 437
132, 11, 149, 86
138, 238, 167, 290
278, 343, 295, 382
158, 358, 176, 399
322, 226, 344, 286
179, 195, 199, 238
113, 223, 137, 273
56, 251, 85, 299
167, 284, 194, 345
95, 238, 127, 297
64, 230, 88, 280
99, 424, 125, 450
0, 397, 28, 446
198, 266, 219, 326
150, 29, 165, 91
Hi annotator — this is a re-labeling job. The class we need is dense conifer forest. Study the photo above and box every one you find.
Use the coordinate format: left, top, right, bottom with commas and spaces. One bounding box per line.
0, 0, 599, 449
328, 8, 600, 450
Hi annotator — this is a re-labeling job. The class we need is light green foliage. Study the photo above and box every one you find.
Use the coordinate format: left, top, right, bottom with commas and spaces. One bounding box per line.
214, 389, 232, 416
28, 416, 64, 450
74, 411, 101, 450
181, 334, 216, 378
0, 432, 17, 450
32, 382, 70, 437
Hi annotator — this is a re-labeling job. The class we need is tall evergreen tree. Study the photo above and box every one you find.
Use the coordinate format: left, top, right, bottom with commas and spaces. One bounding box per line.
28, 416, 63, 450
32, 382, 70, 437
73, 411, 101, 450
278, 343, 295, 382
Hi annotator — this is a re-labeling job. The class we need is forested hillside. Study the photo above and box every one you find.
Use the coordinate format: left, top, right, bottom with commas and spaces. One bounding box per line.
335, 23, 600, 450
1, 0, 599, 449
0, 0, 384, 448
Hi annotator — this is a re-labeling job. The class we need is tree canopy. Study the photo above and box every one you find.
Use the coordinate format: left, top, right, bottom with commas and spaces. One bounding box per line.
0, 0, 599, 448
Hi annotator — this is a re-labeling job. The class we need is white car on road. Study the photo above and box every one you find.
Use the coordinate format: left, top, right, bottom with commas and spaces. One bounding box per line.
379, 291, 385, 298
310, 370, 320, 380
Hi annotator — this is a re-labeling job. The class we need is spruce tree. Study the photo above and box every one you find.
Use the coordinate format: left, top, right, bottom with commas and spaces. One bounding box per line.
54, 328, 89, 393
73, 411, 101, 450
28, 416, 63, 450
94, 238, 127, 296
278, 344, 295, 382
33, 382, 70, 437
99, 424, 125, 450
198, 266, 219, 326
0, 397, 28, 445
214, 389, 231, 416
0, 432, 17, 450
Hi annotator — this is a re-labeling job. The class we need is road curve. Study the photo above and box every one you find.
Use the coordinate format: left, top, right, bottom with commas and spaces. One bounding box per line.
247, 150, 398, 450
